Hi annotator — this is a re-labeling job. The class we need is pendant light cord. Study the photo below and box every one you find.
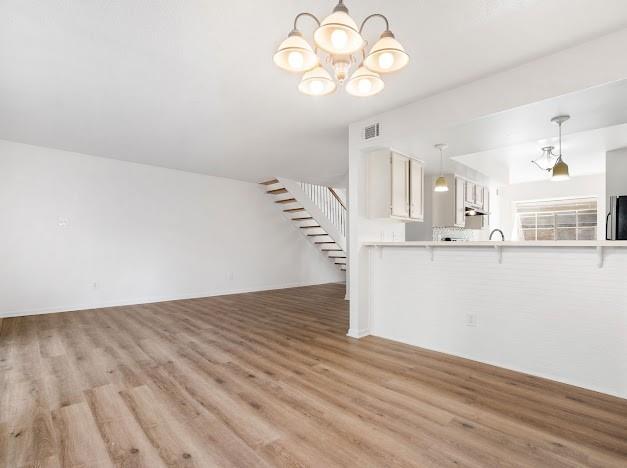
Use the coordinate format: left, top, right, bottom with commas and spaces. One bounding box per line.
558, 120, 562, 160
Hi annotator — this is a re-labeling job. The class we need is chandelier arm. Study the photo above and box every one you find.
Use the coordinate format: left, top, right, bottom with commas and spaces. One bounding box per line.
293, 12, 321, 31
359, 13, 390, 34
531, 160, 553, 173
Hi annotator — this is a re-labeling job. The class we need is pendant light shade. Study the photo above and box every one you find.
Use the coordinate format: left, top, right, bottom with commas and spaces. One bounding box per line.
434, 176, 449, 192
298, 66, 336, 96
433, 144, 449, 192
346, 65, 384, 97
273, 31, 319, 72
364, 31, 409, 74
551, 158, 570, 181
314, 5, 364, 55
549, 115, 570, 181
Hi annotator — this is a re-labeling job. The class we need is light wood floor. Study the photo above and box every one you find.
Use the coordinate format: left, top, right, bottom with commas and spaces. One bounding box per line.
1, 283, 626, 467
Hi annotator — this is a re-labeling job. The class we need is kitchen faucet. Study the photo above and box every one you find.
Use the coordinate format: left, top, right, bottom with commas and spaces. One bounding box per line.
489, 229, 505, 241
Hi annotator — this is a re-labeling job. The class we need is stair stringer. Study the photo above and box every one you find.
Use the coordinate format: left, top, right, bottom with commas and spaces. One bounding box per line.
278, 178, 347, 253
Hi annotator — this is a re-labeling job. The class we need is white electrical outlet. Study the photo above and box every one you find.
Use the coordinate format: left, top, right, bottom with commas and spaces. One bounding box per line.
465, 313, 477, 327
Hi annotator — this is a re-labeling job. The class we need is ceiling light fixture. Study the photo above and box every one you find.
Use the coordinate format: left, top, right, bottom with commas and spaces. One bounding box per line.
434, 144, 449, 192
532, 115, 571, 181
274, 1, 409, 97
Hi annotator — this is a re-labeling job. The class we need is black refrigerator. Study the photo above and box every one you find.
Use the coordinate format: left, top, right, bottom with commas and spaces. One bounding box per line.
607, 196, 627, 240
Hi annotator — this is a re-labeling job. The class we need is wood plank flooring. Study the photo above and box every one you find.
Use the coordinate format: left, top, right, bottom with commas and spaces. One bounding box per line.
1, 283, 626, 467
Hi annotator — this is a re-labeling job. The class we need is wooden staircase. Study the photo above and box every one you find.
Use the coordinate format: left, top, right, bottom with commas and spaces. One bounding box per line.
260, 179, 347, 272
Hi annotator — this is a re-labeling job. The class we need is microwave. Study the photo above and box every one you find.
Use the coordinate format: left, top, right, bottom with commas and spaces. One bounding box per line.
607, 196, 627, 240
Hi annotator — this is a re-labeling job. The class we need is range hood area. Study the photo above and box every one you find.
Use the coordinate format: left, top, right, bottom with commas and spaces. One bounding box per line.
465, 206, 489, 216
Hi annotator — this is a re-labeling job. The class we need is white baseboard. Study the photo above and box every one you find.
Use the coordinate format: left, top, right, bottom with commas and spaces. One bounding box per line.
346, 328, 370, 339
371, 331, 627, 400
0, 280, 340, 318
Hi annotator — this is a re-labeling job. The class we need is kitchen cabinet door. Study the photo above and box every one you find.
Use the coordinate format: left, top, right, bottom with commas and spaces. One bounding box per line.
455, 177, 466, 227
409, 159, 424, 220
391, 152, 410, 218
465, 181, 476, 206
482, 188, 490, 228
475, 184, 484, 208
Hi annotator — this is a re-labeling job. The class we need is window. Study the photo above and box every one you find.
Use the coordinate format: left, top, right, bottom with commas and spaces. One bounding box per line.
516, 198, 597, 241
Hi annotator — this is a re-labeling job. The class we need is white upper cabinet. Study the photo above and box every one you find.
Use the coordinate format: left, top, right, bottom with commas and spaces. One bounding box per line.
465, 181, 476, 206
455, 176, 466, 227
368, 149, 424, 222
391, 152, 410, 218
475, 183, 484, 208
409, 159, 424, 220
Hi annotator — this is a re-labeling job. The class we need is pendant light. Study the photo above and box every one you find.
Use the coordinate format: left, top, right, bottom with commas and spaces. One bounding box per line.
551, 115, 570, 182
532, 115, 571, 180
434, 144, 449, 192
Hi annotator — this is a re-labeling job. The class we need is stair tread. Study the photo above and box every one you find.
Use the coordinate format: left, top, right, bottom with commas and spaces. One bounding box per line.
267, 188, 287, 194
283, 208, 305, 212
315, 241, 336, 244
321, 248, 342, 251
307, 234, 328, 237
300, 225, 321, 229
275, 198, 297, 204
259, 179, 279, 185
292, 217, 313, 221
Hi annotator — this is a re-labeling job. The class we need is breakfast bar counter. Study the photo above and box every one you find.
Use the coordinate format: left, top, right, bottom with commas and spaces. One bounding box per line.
353, 239, 627, 399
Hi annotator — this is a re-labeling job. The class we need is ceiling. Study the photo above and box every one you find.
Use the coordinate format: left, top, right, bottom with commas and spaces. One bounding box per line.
2, 1, 627, 184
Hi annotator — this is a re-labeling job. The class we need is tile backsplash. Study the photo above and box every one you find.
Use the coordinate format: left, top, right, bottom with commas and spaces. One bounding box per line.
433, 227, 481, 241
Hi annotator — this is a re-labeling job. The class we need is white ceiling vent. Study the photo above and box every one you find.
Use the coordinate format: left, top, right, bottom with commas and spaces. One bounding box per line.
363, 123, 381, 141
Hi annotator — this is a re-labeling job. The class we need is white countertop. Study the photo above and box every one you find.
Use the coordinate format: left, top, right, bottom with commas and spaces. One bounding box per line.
363, 240, 627, 247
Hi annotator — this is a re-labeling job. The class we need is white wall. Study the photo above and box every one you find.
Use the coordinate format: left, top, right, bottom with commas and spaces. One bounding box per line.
0, 140, 343, 317
496, 174, 606, 240
369, 246, 627, 398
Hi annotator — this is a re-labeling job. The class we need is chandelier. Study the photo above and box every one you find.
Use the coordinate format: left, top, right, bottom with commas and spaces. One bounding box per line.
532, 115, 570, 181
273, 0, 409, 97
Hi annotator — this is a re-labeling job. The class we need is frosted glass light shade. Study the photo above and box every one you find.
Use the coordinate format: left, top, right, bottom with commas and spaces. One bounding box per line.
346, 66, 384, 97
551, 159, 570, 181
314, 11, 364, 54
364, 32, 409, 73
273, 32, 318, 72
298, 66, 336, 96
434, 176, 449, 192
